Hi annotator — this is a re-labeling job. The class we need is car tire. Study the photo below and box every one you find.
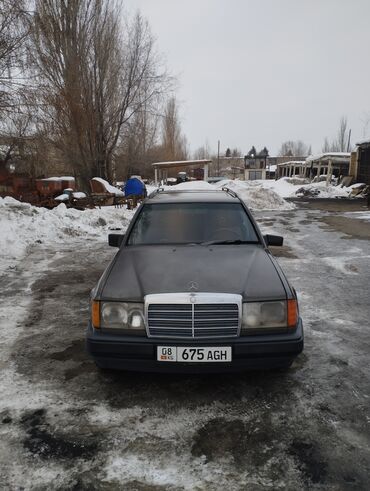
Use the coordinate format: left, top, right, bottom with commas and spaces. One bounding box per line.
277, 361, 293, 371
94, 361, 110, 371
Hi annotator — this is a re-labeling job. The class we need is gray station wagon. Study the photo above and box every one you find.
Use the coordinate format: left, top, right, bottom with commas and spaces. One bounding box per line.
86, 188, 303, 372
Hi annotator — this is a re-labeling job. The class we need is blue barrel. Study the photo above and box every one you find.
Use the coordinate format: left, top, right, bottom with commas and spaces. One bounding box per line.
124, 177, 146, 197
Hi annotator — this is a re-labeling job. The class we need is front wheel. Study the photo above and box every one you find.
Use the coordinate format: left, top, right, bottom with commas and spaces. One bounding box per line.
276, 361, 293, 371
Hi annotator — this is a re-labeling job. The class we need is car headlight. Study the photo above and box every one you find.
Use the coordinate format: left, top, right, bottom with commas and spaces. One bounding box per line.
93, 301, 145, 332
241, 300, 297, 332
101, 302, 128, 327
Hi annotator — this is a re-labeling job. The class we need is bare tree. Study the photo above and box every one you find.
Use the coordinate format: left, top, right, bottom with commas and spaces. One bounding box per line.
321, 137, 339, 152
0, 112, 29, 167
116, 104, 161, 179
0, 0, 30, 114
322, 137, 331, 152
322, 116, 351, 153
161, 96, 188, 161
278, 140, 309, 157
0, 0, 34, 174
193, 142, 211, 160
231, 147, 242, 157
30, 1, 170, 188
361, 111, 370, 138
337, 116, 349, 152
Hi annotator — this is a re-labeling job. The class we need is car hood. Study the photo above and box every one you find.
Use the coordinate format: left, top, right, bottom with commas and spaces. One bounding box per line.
99, 245, 287, 302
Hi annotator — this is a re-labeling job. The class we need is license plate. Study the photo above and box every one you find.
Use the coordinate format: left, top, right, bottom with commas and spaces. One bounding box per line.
157, 346, 232, 363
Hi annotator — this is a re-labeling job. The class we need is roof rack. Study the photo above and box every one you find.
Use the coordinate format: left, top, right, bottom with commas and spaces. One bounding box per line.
221, 186, 238, 198
148, 187, 165, 198
148, 186, 239, 199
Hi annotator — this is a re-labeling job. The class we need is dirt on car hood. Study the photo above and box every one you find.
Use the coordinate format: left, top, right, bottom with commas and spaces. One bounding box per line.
99, 245, 288, 302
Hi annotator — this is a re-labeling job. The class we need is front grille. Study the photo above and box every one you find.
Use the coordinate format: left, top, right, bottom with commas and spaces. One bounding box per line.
145, 294, 241, 339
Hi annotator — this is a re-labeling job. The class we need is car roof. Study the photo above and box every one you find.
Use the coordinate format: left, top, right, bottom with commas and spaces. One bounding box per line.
146, 189, 241, 204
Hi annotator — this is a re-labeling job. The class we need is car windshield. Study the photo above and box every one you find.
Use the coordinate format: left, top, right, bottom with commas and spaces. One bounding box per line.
127, 202, 259, 245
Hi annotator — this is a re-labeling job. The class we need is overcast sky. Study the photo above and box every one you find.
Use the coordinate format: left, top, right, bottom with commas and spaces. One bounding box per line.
125, 0, 370, 156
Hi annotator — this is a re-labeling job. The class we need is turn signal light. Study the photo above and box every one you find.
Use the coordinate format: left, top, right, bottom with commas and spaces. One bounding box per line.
92, 301, 100, 328
287, 299, 298, 328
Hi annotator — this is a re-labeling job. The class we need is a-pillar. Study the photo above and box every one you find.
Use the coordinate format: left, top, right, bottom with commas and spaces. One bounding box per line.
154, 167, 158, 185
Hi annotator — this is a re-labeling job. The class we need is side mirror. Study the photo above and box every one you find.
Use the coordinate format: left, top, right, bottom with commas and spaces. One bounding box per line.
264, 234, 283, 247
108, 233, 125, 247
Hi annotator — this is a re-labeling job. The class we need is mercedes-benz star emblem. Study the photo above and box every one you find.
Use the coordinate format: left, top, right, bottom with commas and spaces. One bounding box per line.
188, 281, 199, 291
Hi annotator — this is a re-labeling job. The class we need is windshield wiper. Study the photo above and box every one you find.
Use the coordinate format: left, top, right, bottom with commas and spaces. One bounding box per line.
201, 239, 258, 246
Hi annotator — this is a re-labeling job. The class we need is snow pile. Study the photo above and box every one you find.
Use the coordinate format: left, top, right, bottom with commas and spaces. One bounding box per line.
54, 194, 69, 201
251, 177, 359, 199
159, 179, 294, 210
294, 182, 351, 198
349, 182, 367, 189
146, 185, 157, 195
92, 177, 124, 196
214, 179, 295, 210
147, 178, 359, 204
55, 191, 87, 201
261, 177, 307, 197
0, 197, 134, 271
41, 176, 74, 182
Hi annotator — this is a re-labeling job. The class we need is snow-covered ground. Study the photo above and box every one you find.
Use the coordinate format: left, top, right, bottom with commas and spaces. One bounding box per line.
0, 197, 135, 273
1, 180, 370, 488
344, 211, 370, 223
1, 201, 370, 489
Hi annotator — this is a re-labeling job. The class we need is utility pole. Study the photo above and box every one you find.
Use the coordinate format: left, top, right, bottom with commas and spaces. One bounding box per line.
217, 140, 220, 176
347, 129, 352, 152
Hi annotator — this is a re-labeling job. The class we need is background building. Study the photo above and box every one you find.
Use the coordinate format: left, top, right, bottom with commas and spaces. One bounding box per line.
353, 140, 370, 185
244, 147, 269, 180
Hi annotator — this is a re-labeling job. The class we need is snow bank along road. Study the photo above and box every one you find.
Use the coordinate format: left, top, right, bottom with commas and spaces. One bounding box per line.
1, 202, 370, 490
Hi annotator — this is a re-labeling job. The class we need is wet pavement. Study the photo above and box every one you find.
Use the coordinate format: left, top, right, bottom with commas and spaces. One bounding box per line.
1, 202, 370, 490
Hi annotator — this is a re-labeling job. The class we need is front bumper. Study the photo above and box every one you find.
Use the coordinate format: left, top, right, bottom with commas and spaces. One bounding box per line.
86, 319, 304, 373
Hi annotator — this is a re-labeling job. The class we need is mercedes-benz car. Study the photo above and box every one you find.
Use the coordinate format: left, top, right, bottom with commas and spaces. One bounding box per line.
86, 187, 303, 372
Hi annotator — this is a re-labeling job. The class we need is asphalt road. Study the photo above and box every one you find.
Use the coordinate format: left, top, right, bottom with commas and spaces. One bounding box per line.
1, 202, 370, 490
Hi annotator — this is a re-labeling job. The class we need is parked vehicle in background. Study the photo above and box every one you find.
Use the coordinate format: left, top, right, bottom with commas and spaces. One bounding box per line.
176, 171, 188, 183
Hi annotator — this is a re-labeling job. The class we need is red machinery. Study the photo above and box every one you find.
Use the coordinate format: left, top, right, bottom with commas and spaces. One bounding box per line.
0, 169, 76, 208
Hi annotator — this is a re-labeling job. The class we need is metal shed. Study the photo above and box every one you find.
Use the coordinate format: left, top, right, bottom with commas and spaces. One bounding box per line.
355, 140, 370, 185
152, 160, 212, 185
305, 153, 350, 182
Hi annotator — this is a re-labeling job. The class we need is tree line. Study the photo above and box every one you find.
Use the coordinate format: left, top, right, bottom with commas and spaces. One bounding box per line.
0, 0, 187, 189
277, 117, 353, 158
